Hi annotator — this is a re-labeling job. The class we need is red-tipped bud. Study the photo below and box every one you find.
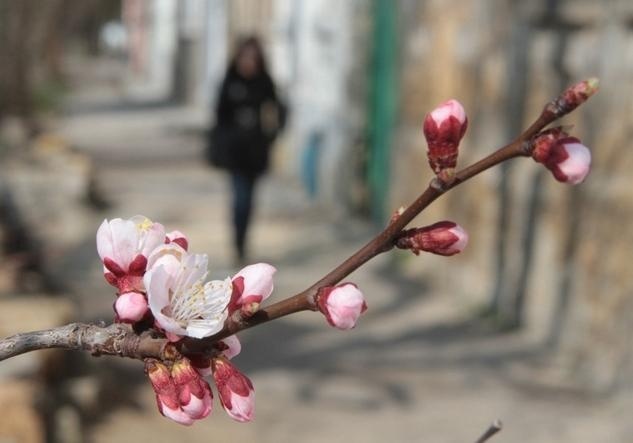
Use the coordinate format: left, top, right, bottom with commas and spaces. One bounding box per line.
317, 283, 367, 330
548, 78, 599, 117
531, 129, 591, 185
396, 221, 468, 256
423, 99, 468, 182
229, 263, 276, 316
114, 291, 148, 323
146, 360, 195, 426
212, 358, 255, 423
171, 358, 213, 420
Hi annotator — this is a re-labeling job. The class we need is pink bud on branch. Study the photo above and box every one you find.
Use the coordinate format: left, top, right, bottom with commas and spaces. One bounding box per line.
146, 358, 213, 425
171, 358, 213, 420
114, 291, 148, 323
146, 359, 195, 426
546, 77, 599, 118
229, 263, 276, 317
423, 99, 468, 182
212, 358, 255, 422
395, 221, 468, 256
531, 128, 591, 184
317, 283, 367, 330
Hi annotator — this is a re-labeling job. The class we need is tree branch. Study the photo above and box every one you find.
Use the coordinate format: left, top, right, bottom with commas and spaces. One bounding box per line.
0, 80, 596, 362
0, 323, 166, 362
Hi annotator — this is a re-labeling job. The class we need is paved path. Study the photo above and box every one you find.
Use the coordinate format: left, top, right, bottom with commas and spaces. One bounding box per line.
55, 88, 628, 442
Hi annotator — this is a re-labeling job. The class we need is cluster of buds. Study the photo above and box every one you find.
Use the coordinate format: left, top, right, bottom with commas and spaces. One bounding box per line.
96, 215, 275, 424
146, 358, 213, 425
146, 354, 257, 425
423, 99, 468, 183
531, 127, 591, 184
386, 103, 472, 264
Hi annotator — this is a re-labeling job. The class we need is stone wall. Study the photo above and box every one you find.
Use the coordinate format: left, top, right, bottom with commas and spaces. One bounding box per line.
391, 0, 633, 390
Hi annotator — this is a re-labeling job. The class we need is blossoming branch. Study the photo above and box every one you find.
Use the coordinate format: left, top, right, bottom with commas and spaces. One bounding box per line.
0, 79, 598, 426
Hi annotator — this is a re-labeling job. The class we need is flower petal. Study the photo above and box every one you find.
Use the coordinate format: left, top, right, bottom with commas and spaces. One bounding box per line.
108, 218, 139, 270
146, 266, 187, 336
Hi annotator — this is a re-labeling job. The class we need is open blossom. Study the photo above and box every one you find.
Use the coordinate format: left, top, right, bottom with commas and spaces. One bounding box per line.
96, 215, 165, 293
146, 359, 212, 426
229, 263, 276, 316
212, 358, 255, 423
317, 283, 367, 330
423, 99, 468, 181
145, 251, 232, 339
395, 221, 468, 256
114, 291, 148, 323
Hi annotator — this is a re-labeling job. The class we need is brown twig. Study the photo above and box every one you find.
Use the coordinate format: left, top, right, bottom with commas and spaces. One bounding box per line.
0, 323, 166, 361
474, 420, 503, 443
0, 80, 596, 362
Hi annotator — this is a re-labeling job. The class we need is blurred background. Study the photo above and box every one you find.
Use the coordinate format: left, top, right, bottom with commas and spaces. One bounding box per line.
1, 0, 632, 442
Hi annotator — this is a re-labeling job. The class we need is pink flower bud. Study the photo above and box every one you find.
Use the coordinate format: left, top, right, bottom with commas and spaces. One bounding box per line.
171, 358, 213, 420
548, 78, 599, 117
553, 142, 591, 185
212, 358, 255, 423
317, 283, 367, 330
531, 129, 591, 185
114, 291, 148, 323
395, 221, 468, 256
230, 263, 276, 316
146, 360, 195, 426
166, 230, 189, 251
423, 99, 468, 181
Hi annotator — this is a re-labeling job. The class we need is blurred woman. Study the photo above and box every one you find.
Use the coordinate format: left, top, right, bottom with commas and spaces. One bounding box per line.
210, 36, 284, 263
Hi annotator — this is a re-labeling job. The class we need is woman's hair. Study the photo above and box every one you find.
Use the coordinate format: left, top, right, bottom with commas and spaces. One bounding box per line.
228, 35, 270, 80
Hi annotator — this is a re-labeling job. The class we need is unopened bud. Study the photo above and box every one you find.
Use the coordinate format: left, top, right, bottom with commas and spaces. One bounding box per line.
547, 78, 599, 117
171, 358, 213, 420
145, 359, 195, 426
229, 263, 276, 316
531, 129, 591, 184
317, 283, 367, 330
423, 99, 468, 182
212, 358, 255, 423
395, 221, 468, 256
114, 291, 148, 323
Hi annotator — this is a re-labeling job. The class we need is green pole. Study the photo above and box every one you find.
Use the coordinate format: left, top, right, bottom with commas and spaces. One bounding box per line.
367, 0, 398, 224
